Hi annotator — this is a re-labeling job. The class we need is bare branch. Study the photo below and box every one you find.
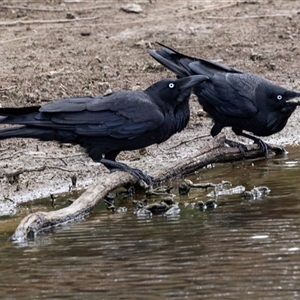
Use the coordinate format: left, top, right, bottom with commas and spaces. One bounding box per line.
10, 141, 283, 242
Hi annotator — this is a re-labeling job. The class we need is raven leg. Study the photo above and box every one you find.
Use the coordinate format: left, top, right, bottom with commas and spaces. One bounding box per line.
211, 123, 248, 155
100, 158, 153, 186
232, 128, 271, 158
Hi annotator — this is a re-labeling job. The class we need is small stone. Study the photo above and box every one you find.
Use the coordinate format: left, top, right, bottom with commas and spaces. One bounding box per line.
178, 182, 190, 195
131, 84, 141, 91
98, 82, 110, 94
116, 207, 127, 213
206, 199, 217, 209
81, 32, 91, 37
121, 3, 143, 14
195, 201, 207, 211
161, 195, 175, 206
105, 193, 115, 202
164, 204, 180, 216
197, 109, 208, 117
136, 208, 152, 218
104, 89, 113, 96
66, 12, 75, 19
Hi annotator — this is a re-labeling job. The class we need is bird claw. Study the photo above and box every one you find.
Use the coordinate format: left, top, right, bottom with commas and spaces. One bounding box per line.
254, 139, 287, 157
100, 158, 153, 186
226, 138, 274, 158
255, 139, 270, 158
225, 139, 248, 156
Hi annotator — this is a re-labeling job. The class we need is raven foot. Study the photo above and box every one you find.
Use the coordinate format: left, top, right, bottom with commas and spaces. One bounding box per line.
225, 139, 248, 156
254, 139, 270, 158
100, 158, 153, 186
253, 139, 287, 158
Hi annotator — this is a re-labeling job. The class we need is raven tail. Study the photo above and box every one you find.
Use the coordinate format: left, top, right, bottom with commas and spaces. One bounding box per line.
148, 45, 194, 77
149, 43, 243, 76
0, 126, 56, 140
0, 106, 41, 117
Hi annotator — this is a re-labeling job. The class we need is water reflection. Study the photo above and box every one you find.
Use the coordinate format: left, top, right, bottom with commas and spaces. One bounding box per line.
1, 147, 300, 299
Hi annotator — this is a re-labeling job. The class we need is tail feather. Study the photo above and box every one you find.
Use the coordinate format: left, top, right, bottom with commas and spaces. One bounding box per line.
0, 113, 46, 126
149, 43, 243, 77
0, 125, 77, 142
0, 106, 78, 143
148, 47, 193, 78
0, 106, 44, 126
0, 106, 40, 116
0, 126, 50, 140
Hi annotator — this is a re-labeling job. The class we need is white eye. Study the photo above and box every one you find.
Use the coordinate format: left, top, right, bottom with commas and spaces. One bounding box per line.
169, 83, 175, 89
277, 95, 283, 100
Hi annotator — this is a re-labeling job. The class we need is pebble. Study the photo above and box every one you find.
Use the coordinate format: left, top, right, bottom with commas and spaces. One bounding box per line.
121, 3, 143, 14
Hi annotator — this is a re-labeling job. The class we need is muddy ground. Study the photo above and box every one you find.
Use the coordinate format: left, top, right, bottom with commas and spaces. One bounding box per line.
0, 0, 299, 213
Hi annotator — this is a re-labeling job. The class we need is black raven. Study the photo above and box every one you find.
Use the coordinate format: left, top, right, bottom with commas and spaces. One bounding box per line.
0, 75, 207, 184
149, 44, 300, 157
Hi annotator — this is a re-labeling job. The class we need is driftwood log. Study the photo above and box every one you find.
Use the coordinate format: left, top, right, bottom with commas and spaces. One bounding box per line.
11, 139, 283, 242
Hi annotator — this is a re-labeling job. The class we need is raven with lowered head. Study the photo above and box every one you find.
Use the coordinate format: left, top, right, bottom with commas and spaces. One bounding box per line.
0, 75, 207, 184
149, 43, 300, 157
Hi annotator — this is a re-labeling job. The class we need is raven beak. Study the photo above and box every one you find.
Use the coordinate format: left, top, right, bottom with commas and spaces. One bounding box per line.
177, 75, 208, 91
287, 91, 300, 105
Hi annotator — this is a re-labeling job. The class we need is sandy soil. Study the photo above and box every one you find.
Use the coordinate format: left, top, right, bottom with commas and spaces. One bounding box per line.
0, 0, 299, 212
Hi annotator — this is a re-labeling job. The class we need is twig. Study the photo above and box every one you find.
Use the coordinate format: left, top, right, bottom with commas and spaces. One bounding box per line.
0, 150, 84, 160
4, 166, 46, 179
29, 153, 85, 160
0, 85, 17, 90
0, 5, 65, 12
0, 36, 31, 44
0, 149, 30, 160
176, 2, 239, 17
0, 15, 102, 27
46, 166, 79, 173
203, 14, 291, 20
167, 134, 211, 150
0, 5, 113, 12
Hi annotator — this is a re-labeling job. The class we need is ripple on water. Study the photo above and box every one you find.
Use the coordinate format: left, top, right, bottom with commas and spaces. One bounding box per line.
1, 148, 300, 298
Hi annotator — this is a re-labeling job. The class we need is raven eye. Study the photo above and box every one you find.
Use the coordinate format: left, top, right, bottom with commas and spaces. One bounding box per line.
277, 95, 283, 100
168, 83, 175, 89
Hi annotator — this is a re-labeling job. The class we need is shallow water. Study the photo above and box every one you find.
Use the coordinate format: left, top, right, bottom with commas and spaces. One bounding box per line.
1, 146, 300, 299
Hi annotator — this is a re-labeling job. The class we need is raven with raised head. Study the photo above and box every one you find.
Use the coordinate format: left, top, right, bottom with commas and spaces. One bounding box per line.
149, 44, 300, 156
0, 75, 207, 184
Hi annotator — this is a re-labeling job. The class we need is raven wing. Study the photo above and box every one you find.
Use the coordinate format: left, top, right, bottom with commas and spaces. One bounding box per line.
190, 62, 259, 118
39, 91, 165, 139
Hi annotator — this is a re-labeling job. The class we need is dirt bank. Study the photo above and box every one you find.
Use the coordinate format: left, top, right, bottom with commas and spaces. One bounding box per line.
0, 0, 299, 213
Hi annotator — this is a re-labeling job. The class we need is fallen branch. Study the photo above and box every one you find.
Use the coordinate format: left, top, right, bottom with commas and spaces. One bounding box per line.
10, 140, 283, 242
11, 171, 137, 242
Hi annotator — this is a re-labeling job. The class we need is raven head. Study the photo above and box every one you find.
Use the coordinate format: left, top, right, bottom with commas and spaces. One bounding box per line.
146, 75, 208, 108
258, 79, 300, 112
280, 90, 300, 113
